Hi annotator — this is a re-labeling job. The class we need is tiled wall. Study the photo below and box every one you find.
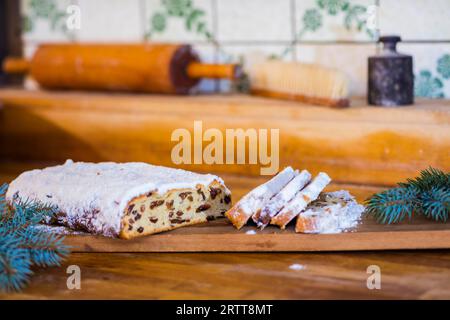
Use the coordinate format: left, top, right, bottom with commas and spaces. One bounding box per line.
21, 0, 450, 98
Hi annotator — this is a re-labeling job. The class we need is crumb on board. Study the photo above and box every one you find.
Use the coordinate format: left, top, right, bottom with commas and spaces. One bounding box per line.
289, 263, 307, 271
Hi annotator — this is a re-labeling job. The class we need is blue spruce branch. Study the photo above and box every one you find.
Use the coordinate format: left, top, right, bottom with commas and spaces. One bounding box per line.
0, 183, 70, 292
421, 187, 450, 222
365, 187, 419, 224
366, 168, 450, 224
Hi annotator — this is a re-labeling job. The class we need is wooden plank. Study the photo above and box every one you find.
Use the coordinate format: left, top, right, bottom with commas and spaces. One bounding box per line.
64, 216, 450, 253
2, 250, 450, 299
0, 89, 449, 186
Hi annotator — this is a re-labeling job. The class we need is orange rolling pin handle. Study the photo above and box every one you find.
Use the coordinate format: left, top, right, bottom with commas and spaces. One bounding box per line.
186, 62, 243, 80
2, 57, 31, 74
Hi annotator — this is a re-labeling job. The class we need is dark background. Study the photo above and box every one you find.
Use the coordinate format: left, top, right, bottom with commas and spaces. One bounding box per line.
0, 0, 22, 86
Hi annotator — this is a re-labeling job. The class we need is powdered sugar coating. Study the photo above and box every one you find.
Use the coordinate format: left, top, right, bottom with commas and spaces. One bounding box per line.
271, 172, 331, 228
254, 170, 311, 228
229, 167, 296, 218
6, 160, 228, 237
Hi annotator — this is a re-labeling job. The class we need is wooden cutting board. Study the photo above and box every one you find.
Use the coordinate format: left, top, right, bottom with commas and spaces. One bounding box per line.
61, 175, 449, 253
65, 215, 450, 252
2, 163, 447, 253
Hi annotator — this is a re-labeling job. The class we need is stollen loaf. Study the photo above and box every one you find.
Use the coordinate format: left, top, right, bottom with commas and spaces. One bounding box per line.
6, 160, 232, 239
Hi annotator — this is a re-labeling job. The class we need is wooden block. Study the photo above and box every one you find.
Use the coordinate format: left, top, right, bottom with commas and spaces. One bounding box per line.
0, 89, 448, 186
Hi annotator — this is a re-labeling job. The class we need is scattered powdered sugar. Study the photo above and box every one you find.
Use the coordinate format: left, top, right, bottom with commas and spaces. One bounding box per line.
289, 264, 307, 271
300, 190, 364, 234
31, 224, 87, 236
6, 160, 227, 237
245, 230, 257, 235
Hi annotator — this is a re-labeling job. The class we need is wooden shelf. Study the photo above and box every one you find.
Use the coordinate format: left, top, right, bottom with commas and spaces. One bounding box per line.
0, 89, 449, 186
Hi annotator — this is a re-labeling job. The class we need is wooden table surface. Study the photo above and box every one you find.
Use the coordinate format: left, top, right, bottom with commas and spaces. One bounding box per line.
1, 163, 450, 300
2, 251, 450, 299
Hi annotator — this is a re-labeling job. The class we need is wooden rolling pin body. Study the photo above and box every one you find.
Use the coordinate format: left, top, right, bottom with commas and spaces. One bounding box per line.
3, 44, 238, 94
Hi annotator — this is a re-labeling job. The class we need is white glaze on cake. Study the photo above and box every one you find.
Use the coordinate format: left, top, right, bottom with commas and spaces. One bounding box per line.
228, 167, 296, 218
270, 172, 331, 228
6, 160, 228, 237
253, 170, 311, 229
225, 167, 296, 229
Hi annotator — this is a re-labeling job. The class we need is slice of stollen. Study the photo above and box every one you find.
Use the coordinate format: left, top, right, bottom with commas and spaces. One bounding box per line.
225, 167, 296, 229
295, 190, 364, 234
252, 170, 311, 229
270, 172, 331, 229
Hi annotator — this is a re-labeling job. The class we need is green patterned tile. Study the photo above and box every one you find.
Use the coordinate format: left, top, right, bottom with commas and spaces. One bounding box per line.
144, 0, 214, 42
77, 0, 142, 42
379, 0, 450, 41
437, 54, 450, 80
295, 0, 376, 41
398, 44, 450, 99
217, 0, 292, 41
22, 0, 76, 42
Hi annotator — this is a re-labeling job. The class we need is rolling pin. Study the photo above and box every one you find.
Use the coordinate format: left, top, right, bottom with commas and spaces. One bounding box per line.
3, 43, 241, 94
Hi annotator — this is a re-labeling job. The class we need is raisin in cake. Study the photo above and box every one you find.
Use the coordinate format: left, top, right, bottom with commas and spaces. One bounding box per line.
6, 160, 232, 239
